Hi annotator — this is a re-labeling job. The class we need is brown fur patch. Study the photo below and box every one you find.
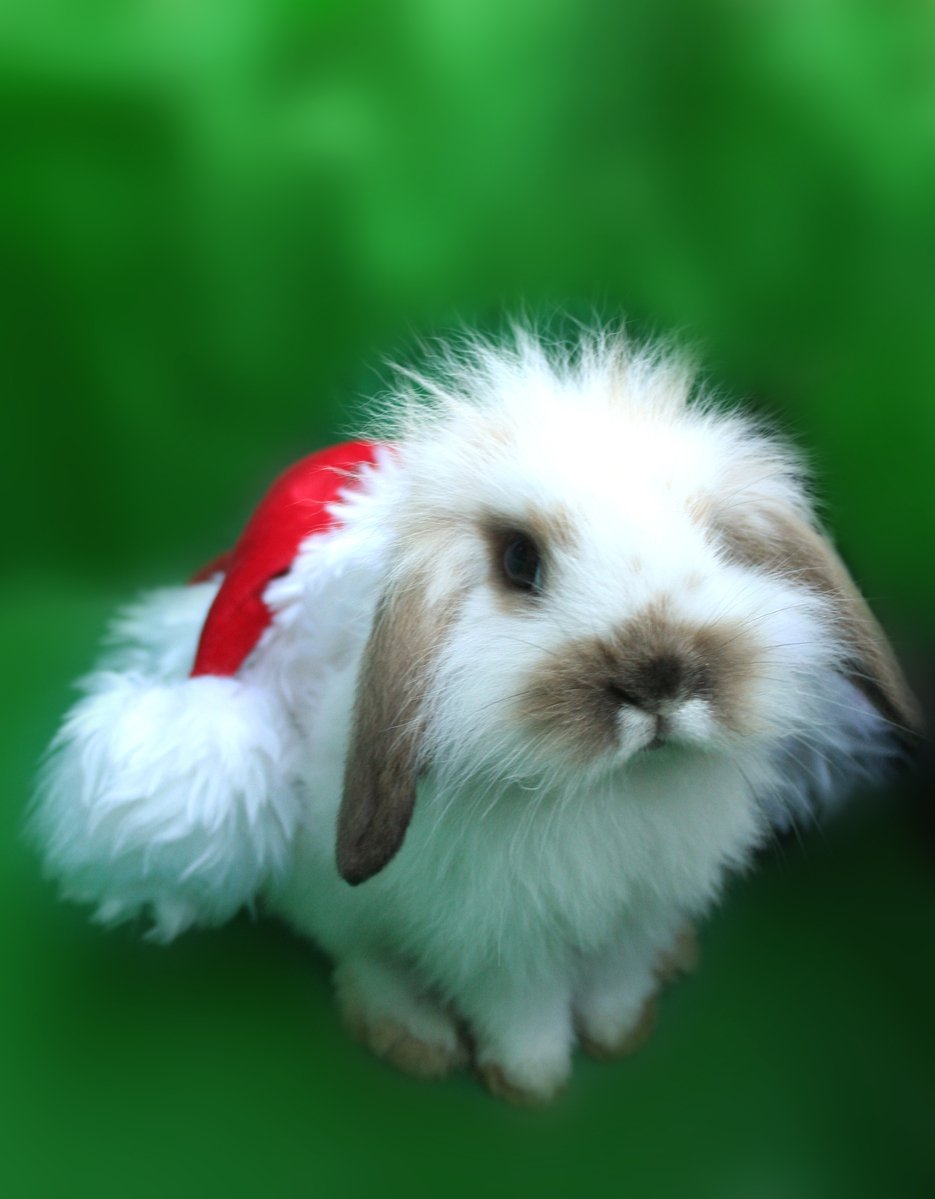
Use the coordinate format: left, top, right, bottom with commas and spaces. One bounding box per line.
518, 604, 760, 758
713, 509, 922, 734
337, 572, 458, 885
519, 635, 629, 758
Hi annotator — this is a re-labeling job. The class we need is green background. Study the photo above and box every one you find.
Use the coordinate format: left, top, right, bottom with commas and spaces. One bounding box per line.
2, 1, 933, 1196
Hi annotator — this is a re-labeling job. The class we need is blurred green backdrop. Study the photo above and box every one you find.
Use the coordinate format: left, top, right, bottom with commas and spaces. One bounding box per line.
2, 2, 933, 1196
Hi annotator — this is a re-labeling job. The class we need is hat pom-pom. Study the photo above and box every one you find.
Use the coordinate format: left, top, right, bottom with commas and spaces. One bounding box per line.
30, 672, 300, 942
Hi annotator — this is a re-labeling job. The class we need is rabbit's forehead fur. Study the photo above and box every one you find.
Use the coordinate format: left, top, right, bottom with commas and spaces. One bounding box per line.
361, 333, 844, 780
386, 334, 800, 566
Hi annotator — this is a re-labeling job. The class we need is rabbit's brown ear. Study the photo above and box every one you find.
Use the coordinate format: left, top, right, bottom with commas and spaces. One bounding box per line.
717, 507, 923, 736
337, 574, 454, 885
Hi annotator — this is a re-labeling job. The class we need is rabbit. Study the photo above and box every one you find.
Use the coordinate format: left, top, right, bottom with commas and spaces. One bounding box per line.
30, 327, 921, 1104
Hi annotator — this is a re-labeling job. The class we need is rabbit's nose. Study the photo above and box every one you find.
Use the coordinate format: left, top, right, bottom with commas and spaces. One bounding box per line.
607, 653, 708, 714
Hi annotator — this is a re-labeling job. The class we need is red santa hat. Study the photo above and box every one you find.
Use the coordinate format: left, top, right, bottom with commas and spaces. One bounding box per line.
189, 438, 382, 677
31, 437, 386, 941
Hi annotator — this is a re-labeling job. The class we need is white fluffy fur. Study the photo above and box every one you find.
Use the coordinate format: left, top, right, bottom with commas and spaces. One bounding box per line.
31, 328, 907, 1097
32, 584, 304, 941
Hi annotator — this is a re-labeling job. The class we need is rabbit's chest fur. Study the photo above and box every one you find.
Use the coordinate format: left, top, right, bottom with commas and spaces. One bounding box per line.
274, 725, 763, 989
401, 764, 761, 977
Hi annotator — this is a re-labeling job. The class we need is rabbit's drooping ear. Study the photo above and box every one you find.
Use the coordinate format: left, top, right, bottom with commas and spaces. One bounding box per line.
337, 573, 453, 885
718, 507, 922, 736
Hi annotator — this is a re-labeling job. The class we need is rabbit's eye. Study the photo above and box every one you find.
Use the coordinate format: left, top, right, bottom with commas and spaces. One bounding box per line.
502, 533, 543, 593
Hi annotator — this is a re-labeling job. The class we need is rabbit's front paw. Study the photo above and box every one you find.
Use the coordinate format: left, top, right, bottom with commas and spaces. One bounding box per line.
334, 957, 467, 1080
654, 923, 700, 985
477, 1053, 570, 1107
576, 993, 658, 1061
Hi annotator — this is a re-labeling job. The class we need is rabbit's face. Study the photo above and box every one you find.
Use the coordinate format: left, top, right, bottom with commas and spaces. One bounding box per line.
397, 401, 833, 785
336, 337, 918, 885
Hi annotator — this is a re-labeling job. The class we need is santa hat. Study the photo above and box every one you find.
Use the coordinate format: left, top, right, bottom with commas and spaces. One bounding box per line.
32, 440, 383, 941
189, 439, 381, 676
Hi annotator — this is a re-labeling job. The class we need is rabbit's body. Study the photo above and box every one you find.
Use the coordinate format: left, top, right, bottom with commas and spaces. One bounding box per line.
261, 462, 762, 1096
32, 330, 919, 1102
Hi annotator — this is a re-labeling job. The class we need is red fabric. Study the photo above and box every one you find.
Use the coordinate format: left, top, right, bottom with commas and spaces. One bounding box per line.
190, 440, 382, 677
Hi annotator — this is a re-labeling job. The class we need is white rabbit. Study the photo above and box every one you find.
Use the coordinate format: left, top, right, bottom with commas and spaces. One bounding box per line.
31, 327, 920, 1103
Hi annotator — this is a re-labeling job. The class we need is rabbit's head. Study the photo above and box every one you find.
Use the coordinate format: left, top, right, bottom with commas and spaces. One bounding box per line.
337, 331, 920, 884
